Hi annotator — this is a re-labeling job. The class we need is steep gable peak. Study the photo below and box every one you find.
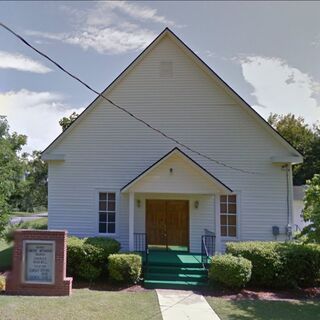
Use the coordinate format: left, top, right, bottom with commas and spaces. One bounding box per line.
42, 28, 302, 162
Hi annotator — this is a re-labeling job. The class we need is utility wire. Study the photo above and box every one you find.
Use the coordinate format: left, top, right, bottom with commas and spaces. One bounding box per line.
0, 22, 259, 175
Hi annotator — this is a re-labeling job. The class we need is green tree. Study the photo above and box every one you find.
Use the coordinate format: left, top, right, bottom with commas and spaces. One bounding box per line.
268, 113, 320, 185
26, 151, 48, 209
0, 116, 27, 233
59, 112, 79, 131
10, 151, 48, 212
300, 174, 320, 243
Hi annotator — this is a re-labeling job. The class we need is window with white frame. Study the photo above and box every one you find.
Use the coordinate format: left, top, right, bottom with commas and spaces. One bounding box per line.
99, 192, 116, 233
220, 195, 237, 237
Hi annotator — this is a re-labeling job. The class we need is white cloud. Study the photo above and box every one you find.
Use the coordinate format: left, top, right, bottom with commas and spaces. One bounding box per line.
0, 51, 52, 73
0, 89, 84, 152
26, 26, 156, 55
60, 1, 175, 27
26, 1, 178, 54
238, 56, 320, 124
102, 1, 175, 26
64, 26, 156, 54
25, 30, 67, 41
204, 50, 216, 58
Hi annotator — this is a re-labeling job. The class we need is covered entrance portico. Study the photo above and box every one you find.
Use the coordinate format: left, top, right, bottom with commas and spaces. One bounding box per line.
121, 147, 232, 253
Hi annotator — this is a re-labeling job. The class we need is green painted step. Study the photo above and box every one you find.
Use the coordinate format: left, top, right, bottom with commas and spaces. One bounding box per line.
145, 272, 206, 281
147, 261, 203, 268
143, 251, 208, 289
144, 279, 207, 290
145, 266, 207, 275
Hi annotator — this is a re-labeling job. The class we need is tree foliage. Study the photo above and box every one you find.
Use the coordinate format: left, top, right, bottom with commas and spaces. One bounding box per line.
59, 112, 79, 131
268, 113, 320, 185
0, 116, 48, 236
0, 116, 27, 233
10, 151, 47, 212
300, 174, 320, 243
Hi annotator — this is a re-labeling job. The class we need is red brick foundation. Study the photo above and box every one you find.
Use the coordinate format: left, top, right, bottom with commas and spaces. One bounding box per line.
6, 230, 72, 296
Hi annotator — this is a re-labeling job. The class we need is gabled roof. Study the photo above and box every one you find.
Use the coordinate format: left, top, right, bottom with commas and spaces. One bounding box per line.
42, 28, 303, 162
121, 147, 233, 193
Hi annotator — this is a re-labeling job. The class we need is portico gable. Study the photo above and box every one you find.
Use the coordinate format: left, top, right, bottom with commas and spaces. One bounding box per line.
121, 148, 232, 252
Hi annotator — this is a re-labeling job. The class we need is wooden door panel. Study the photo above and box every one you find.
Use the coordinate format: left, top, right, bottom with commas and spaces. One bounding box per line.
166, 200, 189, 247
146, 200, 166, 245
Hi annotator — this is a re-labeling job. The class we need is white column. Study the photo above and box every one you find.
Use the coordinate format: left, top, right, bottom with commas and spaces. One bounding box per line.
129, 191, 135, 251
215, 193, 221, 253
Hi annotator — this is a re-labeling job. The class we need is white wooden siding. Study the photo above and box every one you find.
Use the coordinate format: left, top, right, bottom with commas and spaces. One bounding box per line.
47, 35, 292, 251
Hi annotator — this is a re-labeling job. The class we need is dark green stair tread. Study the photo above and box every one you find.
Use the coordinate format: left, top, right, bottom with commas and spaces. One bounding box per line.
145, 266, 207, 275
144, 279, 208, 289
145, 272, 206, 281
147, 261, 203, 268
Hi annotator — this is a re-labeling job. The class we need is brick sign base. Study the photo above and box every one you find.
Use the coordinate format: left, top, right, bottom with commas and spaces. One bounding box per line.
6, 230, 72, 296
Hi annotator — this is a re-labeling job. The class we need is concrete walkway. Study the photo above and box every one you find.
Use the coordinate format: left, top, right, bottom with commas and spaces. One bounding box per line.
10, 212, 48, 225
156, 289, 220, 320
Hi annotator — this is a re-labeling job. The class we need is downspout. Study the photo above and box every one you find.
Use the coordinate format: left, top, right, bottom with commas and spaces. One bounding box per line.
283, 164, 292, 240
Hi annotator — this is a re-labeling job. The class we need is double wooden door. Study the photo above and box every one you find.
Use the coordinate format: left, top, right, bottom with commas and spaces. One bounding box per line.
146, 200, 189, 249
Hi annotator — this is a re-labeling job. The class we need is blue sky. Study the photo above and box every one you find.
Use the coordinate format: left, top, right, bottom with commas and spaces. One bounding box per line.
1, 1, 320, 152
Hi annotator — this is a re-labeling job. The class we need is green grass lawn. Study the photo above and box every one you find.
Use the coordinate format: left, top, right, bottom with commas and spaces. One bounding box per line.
0, 239, 12, 271
0, 288, 162, 320
206, 297, 320, 320
23, 217, 48, 229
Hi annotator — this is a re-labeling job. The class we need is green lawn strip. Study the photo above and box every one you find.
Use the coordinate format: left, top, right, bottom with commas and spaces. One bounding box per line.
0, 239, 12, 271
206, 297, 320, 320
23, 217, 48, 229
0, 288, 162, 320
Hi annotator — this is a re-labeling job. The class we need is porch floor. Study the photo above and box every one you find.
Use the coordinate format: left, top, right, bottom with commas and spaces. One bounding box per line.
144, 250, 203, 266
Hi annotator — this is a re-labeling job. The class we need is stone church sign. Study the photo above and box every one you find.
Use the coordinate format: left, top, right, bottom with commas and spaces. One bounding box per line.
6, 230, 72, 296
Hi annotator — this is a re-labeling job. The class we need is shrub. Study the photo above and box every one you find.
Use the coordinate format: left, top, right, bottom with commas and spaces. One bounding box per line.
226, 241, 283, 287
3, 223, 21, 244
227, 241, 320, 288
108, 254, 142, 284
67, 236, 120, 281
279, 242, 320, 287
85, 237, 121, 260
0, 275, 5, 291
66, 236, 86, 277
77, 263, 102, 282
209, 254, 252, 288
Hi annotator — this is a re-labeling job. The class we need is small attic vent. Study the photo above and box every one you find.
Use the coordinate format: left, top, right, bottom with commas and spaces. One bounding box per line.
160, 61, 173, 78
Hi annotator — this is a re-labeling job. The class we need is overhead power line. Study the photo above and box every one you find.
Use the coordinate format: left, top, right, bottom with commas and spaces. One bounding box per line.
0, 22, 259, 175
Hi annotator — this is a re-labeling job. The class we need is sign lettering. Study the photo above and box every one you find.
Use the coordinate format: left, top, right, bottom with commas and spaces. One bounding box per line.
24, 242, 54, 283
